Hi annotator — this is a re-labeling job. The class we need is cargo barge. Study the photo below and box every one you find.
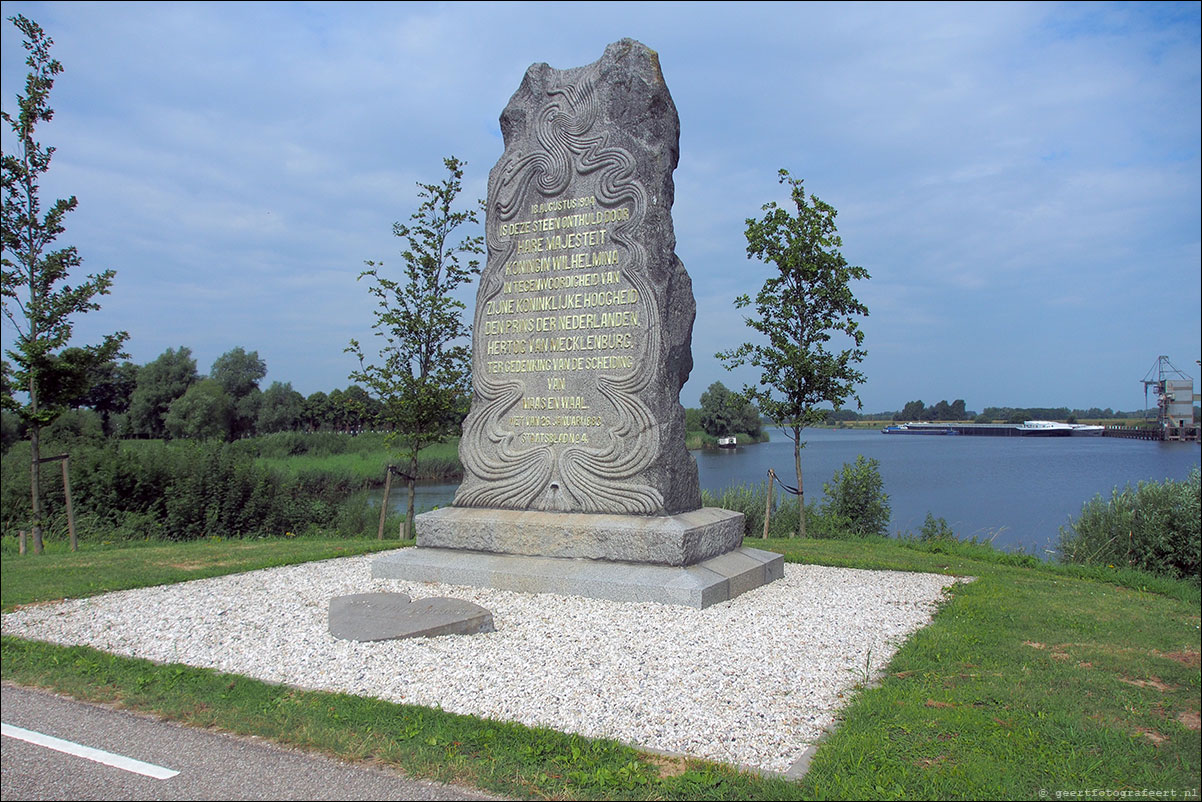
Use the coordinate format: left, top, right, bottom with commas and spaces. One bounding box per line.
882, 421, 1104, 437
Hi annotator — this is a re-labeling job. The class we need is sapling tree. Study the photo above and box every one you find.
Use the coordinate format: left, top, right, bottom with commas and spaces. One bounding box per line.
348, 156, 482, 538
1, 15, 127, 553
719, 170, 869, 537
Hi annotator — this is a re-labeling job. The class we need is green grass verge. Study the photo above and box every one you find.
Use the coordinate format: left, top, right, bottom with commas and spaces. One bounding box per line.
763, 538, 1200, 800
2, 537, 1198, 800
0, 537, 399, 610
256, 440, 462, 484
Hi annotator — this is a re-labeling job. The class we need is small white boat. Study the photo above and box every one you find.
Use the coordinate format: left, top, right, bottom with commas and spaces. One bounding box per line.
717, 436, 738, 448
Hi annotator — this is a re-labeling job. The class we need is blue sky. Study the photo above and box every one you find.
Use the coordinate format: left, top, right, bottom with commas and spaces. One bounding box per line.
2, 1, 1198, 412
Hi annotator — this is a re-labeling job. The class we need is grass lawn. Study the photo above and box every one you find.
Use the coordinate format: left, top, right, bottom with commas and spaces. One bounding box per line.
254, 439, 462, 483
2, 535, 1198, 800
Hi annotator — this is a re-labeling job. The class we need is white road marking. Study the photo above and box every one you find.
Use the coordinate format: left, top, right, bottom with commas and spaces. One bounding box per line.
2, 722, 179, 780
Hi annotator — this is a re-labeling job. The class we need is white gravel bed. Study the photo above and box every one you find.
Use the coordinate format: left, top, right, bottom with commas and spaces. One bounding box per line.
1, 552, 959, 773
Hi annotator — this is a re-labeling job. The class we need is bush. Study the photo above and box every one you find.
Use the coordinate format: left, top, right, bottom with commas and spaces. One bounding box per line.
821, 455, 890, 537
701, 480, 801, 538
802, 502, 854, 539
917, 512, 957, 542
1058, 468, 1200, 583
701, 481, 862, 539
0, 438, 394, 544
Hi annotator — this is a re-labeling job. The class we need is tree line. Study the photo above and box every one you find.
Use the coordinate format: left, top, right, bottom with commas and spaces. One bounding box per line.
0, 345, 401, 451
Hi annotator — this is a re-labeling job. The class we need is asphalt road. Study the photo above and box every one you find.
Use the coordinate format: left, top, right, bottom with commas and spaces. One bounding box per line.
1, 683, 502, 801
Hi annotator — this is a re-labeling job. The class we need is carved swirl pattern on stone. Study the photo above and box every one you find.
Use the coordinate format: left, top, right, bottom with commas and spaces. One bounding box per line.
455, 68, 664, 515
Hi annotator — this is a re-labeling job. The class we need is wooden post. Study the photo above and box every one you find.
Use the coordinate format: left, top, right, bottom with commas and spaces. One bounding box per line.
377, 466, 394, 541
18, 529, 26, 555
762, 469, 774, 539
34, 453, 72, 553
62, 455, 77, 552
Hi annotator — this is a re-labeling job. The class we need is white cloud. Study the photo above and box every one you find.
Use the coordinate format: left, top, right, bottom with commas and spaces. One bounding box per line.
2, 1, 1197, 410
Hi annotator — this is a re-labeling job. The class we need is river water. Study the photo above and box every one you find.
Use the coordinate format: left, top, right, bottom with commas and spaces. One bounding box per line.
377, 428, 1200, 556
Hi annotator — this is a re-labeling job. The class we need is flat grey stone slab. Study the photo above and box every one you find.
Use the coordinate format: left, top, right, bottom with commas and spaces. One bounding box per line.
416, 506, 744, 566
328, 592, 494, 642
372, 546, 784, 609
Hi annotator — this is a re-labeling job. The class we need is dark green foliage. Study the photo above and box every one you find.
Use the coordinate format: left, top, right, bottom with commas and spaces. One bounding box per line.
0, 436, 389, 542
127, 347, 198, 438
256, 381, 304, 434
1058, 468, 1200, 583
44, 407, 103, 444
163, 379, 233, 441
821, 455, 890, 536
80, 358, 136, 435
235, 430, 367, 460
0, 408, 20, 451
210, 346, 265, 400
702, 482, 780, 538
698, 381, 762, 438
896, 398, 970, 422
701, 481, 854, 539
210, 347, 266, 439
917, 511, 957, 542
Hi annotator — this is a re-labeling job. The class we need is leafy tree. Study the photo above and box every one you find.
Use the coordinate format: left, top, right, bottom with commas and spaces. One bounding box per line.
128, 347, 198, 438
81, 358, 137, 436
326, 387, 347, 433
699, 381, 738, 437
210, 346, 265, 399
164, 379, 233, 440
341, 384, 376, 434
1, 16, 128, 553
0, 408, 20, 452
718, 170, 868, 537
257, 381, 304, 434
699, 380, 762, 438
898, 400, 925, 422
348, 156, 482, 538
44, 406, 103, 444
211, 347, 266, 438
303, 390, 329, 432
824, 408, 860, 423
822, 455, 890, 537
233, 389, 261, 440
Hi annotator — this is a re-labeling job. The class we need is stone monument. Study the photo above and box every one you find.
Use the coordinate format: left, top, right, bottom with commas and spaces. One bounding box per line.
373, 39, 783, 607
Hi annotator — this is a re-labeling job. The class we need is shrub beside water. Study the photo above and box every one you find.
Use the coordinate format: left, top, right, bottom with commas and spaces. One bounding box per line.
821, 455, 890, 537
1057, 468, 1200, 583
701, 481, 855, 539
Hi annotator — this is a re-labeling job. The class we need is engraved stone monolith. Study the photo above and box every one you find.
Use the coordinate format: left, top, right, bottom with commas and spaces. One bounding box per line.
374, 39, 783, 607
454, 39, 699, 517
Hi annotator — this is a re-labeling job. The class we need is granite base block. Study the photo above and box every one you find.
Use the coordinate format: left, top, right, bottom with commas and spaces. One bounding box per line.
414, 506, 744, 566
372, 546, 784, 609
